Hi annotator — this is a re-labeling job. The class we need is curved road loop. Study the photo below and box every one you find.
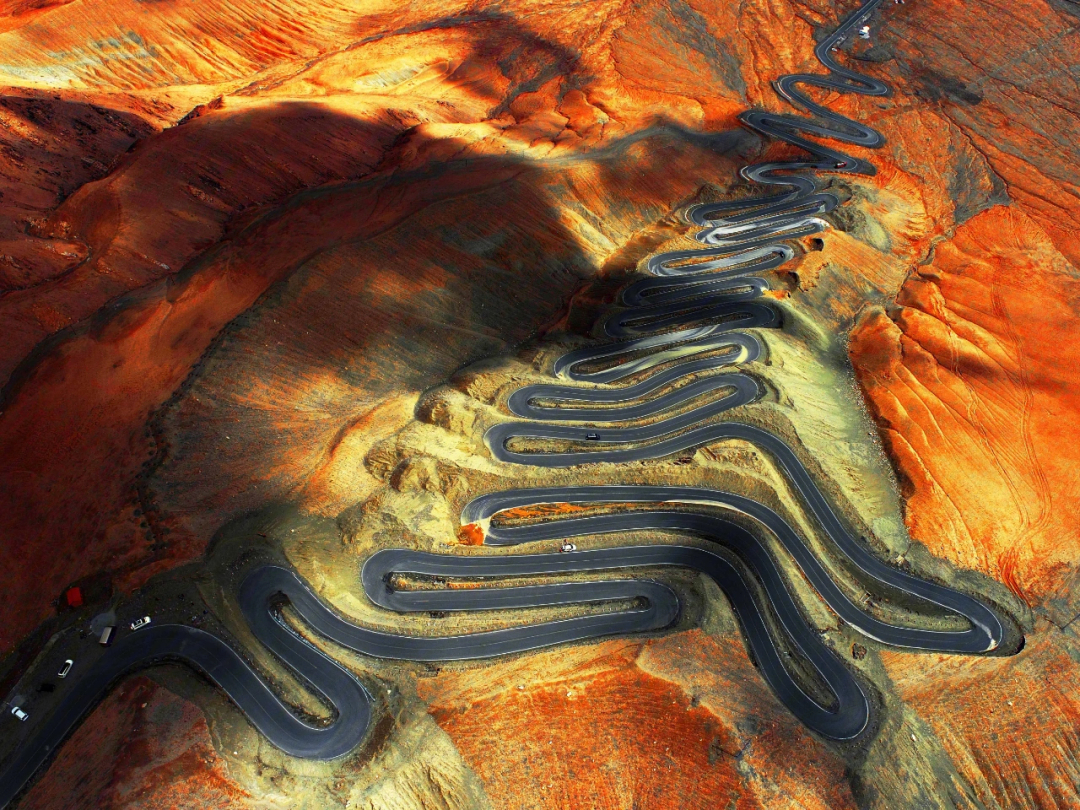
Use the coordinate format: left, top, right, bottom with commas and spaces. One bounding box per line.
486, 0, 891, 467
0, 561, 681, 806
0, 1, 1015, 805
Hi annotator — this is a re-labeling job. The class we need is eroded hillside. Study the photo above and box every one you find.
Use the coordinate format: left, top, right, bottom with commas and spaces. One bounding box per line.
1, 0, 1078, 807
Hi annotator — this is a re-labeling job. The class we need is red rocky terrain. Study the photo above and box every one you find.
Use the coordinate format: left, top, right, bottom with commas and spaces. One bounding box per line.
1, 0, 1078, 807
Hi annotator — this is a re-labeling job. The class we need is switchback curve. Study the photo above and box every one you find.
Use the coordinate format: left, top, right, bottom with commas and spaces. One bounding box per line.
480, 0, 1011, 740
0, 2, 1017, 804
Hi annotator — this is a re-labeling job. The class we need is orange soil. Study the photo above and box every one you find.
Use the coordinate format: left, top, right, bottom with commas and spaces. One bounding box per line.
883, 623, 1080, 809
850, 205, 1080, 605
19, 676, 249, 810
0, 0, 1078, 804
419, 631, 856, 810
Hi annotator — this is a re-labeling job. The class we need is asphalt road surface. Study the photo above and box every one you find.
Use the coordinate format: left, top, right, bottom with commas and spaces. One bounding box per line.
463, 485, 1003, 654
0, 0, 1013, 803
0, 562, 680, 807
0, 577, 373, 808
364, 541, 869, 740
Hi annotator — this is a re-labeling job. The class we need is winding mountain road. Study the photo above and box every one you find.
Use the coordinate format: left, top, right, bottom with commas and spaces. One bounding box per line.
485, 0, 892, 467
0, 0, 1015, 805
477, 0, 1007, 743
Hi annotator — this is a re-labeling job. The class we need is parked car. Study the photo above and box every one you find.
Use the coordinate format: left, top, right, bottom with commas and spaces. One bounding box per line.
10, 706, 28, 722
560, 542, 577, 552
130, 616, 151, 631
58, 660, 73, 678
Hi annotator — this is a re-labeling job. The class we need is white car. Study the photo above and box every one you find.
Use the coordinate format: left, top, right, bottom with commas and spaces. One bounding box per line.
58, 660, 74, 678
130, 616, 152, 631
10, 706, 28, 722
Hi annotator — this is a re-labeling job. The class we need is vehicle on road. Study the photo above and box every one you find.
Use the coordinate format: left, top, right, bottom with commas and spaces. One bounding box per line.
58, 660, 73, 678
130, 616, 151, 631
10, 707, 27, 722
99, 626, 115, 646
0, 5, 1018, 808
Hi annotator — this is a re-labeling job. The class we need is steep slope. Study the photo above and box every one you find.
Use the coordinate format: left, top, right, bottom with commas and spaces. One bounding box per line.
0, 0, 1078, 807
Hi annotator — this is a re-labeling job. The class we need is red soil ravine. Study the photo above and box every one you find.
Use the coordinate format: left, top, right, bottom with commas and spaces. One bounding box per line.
420, 632, 857, 810
850, 205, 1080, 605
